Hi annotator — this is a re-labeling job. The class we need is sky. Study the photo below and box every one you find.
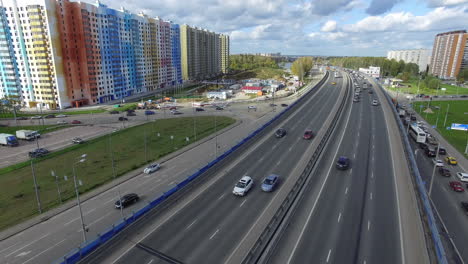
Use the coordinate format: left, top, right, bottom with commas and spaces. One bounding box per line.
100, 0, 468, 56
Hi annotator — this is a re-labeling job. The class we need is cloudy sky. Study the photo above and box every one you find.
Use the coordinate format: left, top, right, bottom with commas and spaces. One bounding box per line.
101, 0, 468, 56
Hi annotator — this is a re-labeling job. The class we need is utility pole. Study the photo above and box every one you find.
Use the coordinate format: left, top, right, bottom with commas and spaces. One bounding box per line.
443, 104, 450, 128
30, 159, 42, 214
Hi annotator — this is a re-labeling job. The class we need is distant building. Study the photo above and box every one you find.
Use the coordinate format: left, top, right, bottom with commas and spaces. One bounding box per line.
387, 49, 430, 72
430, 30, 468, 79
220, 35, 230, 74
241, 86, 263, 94
206, 91, 228, 100
359, 67, 380, 78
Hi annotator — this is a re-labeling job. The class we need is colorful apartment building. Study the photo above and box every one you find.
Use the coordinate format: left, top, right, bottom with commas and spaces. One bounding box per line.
0, 0, 224, 109
220, 34, 229, 74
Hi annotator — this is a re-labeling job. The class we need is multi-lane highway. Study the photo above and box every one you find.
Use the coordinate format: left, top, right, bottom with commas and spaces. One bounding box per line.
81, 73, 347, 263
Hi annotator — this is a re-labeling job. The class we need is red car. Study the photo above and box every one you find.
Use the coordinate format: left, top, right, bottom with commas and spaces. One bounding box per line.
449, 181, 464, 192
71, 120, 82, 124
303, 130, 314, 140
169, 106, 177, 110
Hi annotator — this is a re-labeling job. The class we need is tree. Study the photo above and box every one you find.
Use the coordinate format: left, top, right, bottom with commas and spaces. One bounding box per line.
428, 79, 440, 90
457, 69, 468, 83
291, 57, 314, 81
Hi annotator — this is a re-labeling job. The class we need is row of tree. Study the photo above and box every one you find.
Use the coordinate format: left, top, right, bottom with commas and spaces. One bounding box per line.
229, 55, 279, 71
329, 57, 420, 78
290, 57, 314, 81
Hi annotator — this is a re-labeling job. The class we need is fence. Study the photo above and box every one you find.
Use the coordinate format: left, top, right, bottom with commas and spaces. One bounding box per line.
57, 73, 330, 264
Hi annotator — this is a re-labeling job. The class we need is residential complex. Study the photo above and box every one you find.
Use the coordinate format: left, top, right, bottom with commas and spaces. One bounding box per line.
387, 49, 430, 73
0, 0, 228, 109
429, 30, 468, 79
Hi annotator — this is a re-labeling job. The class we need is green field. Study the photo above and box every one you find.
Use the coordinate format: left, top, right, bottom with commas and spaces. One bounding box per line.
0, 108, 106, 119
0, 124, 69, 135
231, 67, 286, 81
413, 100, 468, 156
0, 116, 235, 231
387, 80, 468, 95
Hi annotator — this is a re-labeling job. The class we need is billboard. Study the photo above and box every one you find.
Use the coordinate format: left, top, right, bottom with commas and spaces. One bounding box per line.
451, 123, 468, 131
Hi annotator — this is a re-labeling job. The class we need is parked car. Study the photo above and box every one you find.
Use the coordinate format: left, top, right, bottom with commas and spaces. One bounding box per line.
118, 117, 128, 121
143, 163, 161, 174
432, 159, 444, 167
275, 128, 287, 138
261, 174, 279, 192
145, 110, 155, 115
57, 120, 67, 125
44, 114, 55, 119
71, 120, 81, 124
446, 156, 458, 165
56, 114, 68, 118
336, 156, 350, 170
303, 130, 314, 140
109, 110, 119, 114
195, 108, 205, 112
72, 137, 84, 144
439, 167, 451, 177
461, 202, 468, 215
114, 193, 139, 209
449, 181, 464, 192
233, 176, 253, 196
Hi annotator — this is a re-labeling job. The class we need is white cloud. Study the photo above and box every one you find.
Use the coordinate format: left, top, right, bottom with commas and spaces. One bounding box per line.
426, 0, 468, 7
321, 20, 338, 32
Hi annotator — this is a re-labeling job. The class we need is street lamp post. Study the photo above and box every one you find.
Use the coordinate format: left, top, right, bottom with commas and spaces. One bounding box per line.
72, 154, 88, 243
443, 104, 450, 128
51, 170, 62, 204
428, 143, 440, 196
30, 159, 42, 214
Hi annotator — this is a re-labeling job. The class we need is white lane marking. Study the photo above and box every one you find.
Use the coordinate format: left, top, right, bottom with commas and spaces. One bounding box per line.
240, 199, 247, 207
86, 211, 113, 228
277, 160, 282, 166
288, 146, 293, 152
64, 208, 96, 226
258, 156, 264, 162
4, 233, 49, 257
22, 238, 67, 264
146, 260, 154, 264
104, 198, 115, 205
186, 219, 197, 230
326, 249, 332, 263
272, 144, 277, 150
354, 153, 356, 159
368, 220, 371, 231
286, 76, 354, 264
364, 260, 367, 264
337, 212, 342, 223
0, 242, 19, 254
370, 192, 373, 200
371, 172, 374, 179
209, 229, 219, 240
16, 251, 31, 257
217, 193, 226, 200
345, 187, 348, 195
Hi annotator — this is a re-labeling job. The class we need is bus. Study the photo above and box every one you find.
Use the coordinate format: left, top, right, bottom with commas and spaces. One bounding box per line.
409, 123, 427, 143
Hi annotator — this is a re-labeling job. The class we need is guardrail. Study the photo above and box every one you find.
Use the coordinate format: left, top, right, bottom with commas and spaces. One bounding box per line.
242, 72, 351, 263
370, 76, 448, 264
57, 72, 330, 264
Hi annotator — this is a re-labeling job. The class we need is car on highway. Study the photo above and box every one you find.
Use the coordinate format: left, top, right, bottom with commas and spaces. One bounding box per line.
29, 148, 49, 158
432, 159, 444, 167
331, 82, 336, 85
425, 147, 436, 157
275, 128, 287, 138
461, 202, 468, 215
372, 100, 379, 106
169, 106, 177, 110
44, 114, 55, 119
336, 156, 350, 170
16, 116, 28, 120
118, 117, 128, 121
71, 120, 81, 124
30, 115, 43, 119
438, 147, 447, 155
215, 106, 224, 110
143, 163, 161, 174
144, 110, 155, 115
427, 136, 438, 145
449, 181, 464, 192
446, 156, 458, 165
56, 114, 68, 118
353, 98, 359, 103
126, 112, 136, 116
368, 90, 373, 94
281, 103, 288, 107
233, 176, 253, 196
72, 137, 84, 144
248, 105, 257, 110
269, 103, 277, 107
109, 110, 119, 114
114, 193, 139, 209
195, 107, 205, 112
261, 174, 279, 192
303, 130, 314, 140
439, 167, 451, 177
57, 120, 67, 125
172, 110, 182, 115
456, 172, 468, 182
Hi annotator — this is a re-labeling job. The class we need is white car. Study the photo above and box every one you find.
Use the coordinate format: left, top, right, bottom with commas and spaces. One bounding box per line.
30, 115, 42, 119
233, 176, 253, 196
57, 120, 67, 124
143, 163, 161, 174
372, 100, 379, 106
456, 172, 468, 182
432, 159, 444, 167
248, 105, 257, 110
56, 114, 68, 118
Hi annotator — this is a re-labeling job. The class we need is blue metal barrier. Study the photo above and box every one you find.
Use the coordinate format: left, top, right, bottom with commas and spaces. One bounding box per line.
58, 72, 330, 264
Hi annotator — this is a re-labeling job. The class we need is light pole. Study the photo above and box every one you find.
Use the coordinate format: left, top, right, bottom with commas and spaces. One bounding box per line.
428, 143, 440, 196
465, 129, 468, 154
214, 114, 218, 158
51, 170, 62, 204
73, 154, 88, 243
30, 158, 42, 214
435, 105, 441, 129
443, 104, 450, 128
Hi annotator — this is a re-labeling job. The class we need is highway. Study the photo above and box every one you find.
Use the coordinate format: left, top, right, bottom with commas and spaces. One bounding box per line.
268, 76, 403, 263
81, 73, 347, 263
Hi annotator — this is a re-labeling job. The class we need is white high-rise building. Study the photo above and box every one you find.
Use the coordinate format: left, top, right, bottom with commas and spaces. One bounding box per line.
387, 49, 430, 73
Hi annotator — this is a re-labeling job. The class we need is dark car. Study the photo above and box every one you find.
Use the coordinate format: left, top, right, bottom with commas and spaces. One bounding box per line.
438, 147, 447, 155
44, 114, 56, 119
109, 110, 119, 114
410, 116, 417, 121
215, 106, 224, 110
368, 90, 373, 94
29, 148, 49, 158
71, 120, 81, 124
115, 193, 139, 209
195, 107, 205, 112
275, 128, 287, 138
439, 167, 451, 177
303, 130, 314, 140
145, 110, 155, 115
281, 103, 288, 107
461, 202, 468, 215
336, 156, 350, 170
425, 147, 436, 157
118, 117, 128, 121
419, 143, 429, 151
126, 112, 136, 116
16, 116, 28, 120
269, 103, 277, 107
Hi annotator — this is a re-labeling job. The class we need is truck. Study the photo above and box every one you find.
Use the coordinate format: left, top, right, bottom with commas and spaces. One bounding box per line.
16, 130, 40, 141
0, 133, 19, 146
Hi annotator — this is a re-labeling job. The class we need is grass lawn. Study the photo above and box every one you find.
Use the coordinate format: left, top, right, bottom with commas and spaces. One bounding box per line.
0, 108, 106, 119
0, 124, 69, 135
387, 80, 468, 95
413, 100, 468, 156
0, 116, 235, 231
231, 67, 286, 81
